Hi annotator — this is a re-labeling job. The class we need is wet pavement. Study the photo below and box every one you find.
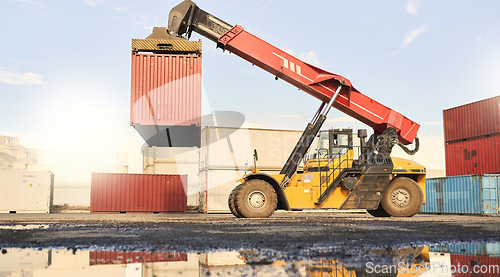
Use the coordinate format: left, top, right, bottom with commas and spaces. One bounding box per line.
1, 242, 499, 276
0, 212, 499, 276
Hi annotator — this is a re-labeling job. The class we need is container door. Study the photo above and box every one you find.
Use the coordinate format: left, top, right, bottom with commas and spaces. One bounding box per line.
482, 175, 500, 216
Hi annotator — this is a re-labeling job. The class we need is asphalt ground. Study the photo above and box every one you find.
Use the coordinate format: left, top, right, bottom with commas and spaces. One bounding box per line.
0, 212, 499, 263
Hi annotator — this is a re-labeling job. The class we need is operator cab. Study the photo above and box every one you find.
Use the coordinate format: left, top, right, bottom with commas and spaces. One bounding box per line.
306, 129, 353, 160
304, 129, 354, 173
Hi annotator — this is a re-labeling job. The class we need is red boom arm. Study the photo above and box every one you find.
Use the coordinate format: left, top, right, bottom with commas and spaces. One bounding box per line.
217, 25, 419, 145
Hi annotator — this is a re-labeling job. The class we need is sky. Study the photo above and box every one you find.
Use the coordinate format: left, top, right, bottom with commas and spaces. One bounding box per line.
1, 0, 499, 170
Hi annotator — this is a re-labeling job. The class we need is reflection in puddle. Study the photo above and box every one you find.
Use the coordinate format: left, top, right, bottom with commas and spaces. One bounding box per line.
90, 251, 187, 265
0, 224, 49, 230
0, 242, 498, 276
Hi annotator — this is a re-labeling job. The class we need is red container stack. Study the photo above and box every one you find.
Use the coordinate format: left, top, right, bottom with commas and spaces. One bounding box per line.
90, 173, 187, 213
449, 254, 500, 276
445, 136, 500, 176
444, 96, 500, 143
443, 96, 500, 176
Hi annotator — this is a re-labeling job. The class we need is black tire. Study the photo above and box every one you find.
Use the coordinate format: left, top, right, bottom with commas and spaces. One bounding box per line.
228, 185, 243, 218
234, 179, 277, 218
367, 204, 391, 217
354, 269, 397, 277
381, 177, 423, 217
371, 246, 425, 260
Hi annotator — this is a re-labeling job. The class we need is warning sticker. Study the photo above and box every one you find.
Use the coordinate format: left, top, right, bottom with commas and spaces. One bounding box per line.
302, 174, 313, 183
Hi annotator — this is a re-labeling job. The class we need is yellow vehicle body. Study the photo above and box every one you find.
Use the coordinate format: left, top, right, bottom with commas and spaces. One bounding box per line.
231, 129, 426, 218
302, 246, 430, 277
261, 153, 426, 210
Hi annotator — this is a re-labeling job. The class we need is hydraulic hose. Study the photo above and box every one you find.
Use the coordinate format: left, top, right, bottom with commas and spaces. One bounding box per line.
397, 137, 419, 155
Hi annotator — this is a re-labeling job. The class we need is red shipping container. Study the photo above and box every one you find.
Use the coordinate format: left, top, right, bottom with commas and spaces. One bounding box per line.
90, 173, 187, 213
443, 96, 500, 143
89, 251, 187, 265
450, 254, 500, 276
445, 135, 500, 176
130, 52, 202, 127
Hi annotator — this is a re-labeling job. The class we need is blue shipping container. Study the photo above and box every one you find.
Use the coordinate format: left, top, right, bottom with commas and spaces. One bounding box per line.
429, 242, 500, 256
421, 175, 500, 216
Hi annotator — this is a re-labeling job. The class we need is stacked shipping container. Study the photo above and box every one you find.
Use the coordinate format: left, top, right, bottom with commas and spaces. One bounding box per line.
421, 175, 499, 216
449, 254, 500, 277
428, 243, 500, 276
142, 146, 200, 209
199, 127, 304, 213
443, 96, 500, 142
445, 137, 500, 176
429, 242, 500, 257
443, 96, 500, 176
421, 96, 500, 216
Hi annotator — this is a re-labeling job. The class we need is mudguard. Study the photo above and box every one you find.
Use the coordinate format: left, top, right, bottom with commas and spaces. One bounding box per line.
244, 173, 291, 211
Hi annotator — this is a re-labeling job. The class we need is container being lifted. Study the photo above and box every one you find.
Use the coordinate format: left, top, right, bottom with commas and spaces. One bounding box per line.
130, 27, 202, 147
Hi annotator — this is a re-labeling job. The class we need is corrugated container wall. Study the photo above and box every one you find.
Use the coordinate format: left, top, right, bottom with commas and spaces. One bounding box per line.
445, 135, 500, 176
90, 173, 187, 213
421, 175, 500, 216
142, 146, 200, 208
450, 254, 500, 277
131, 53, 202, 126
89, 251, 187, 265
443, 96, 500, 143
429, 242, 500, 256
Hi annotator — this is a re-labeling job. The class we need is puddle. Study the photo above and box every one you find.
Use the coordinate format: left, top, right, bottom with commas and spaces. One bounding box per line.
0, 242, 498, 276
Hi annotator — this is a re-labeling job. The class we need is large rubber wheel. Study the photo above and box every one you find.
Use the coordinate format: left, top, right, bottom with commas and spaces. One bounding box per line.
228, 185, 243, 218
367, 204, 391, 217
354, 269, 396, 277
370, 246, 425, 260
381, 177, 423, 217
234, 179, 277, 218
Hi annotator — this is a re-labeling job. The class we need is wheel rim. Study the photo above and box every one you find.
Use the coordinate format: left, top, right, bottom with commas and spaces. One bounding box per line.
391, 188, 410, 208
248, 191, 266, 209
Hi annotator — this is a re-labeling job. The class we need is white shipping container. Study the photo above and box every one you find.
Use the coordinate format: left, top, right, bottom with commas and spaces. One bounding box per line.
0, 170, 54, 213
25, 149, 127, 208
53, 185, 91, 207
143, 146, 200, 165
199, 169, 280, 213
148, 253, 200, 276
0, 249, 50, 271
201, 127, 303, 171
0, 249, 126, 277
199, 252, 246, 267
